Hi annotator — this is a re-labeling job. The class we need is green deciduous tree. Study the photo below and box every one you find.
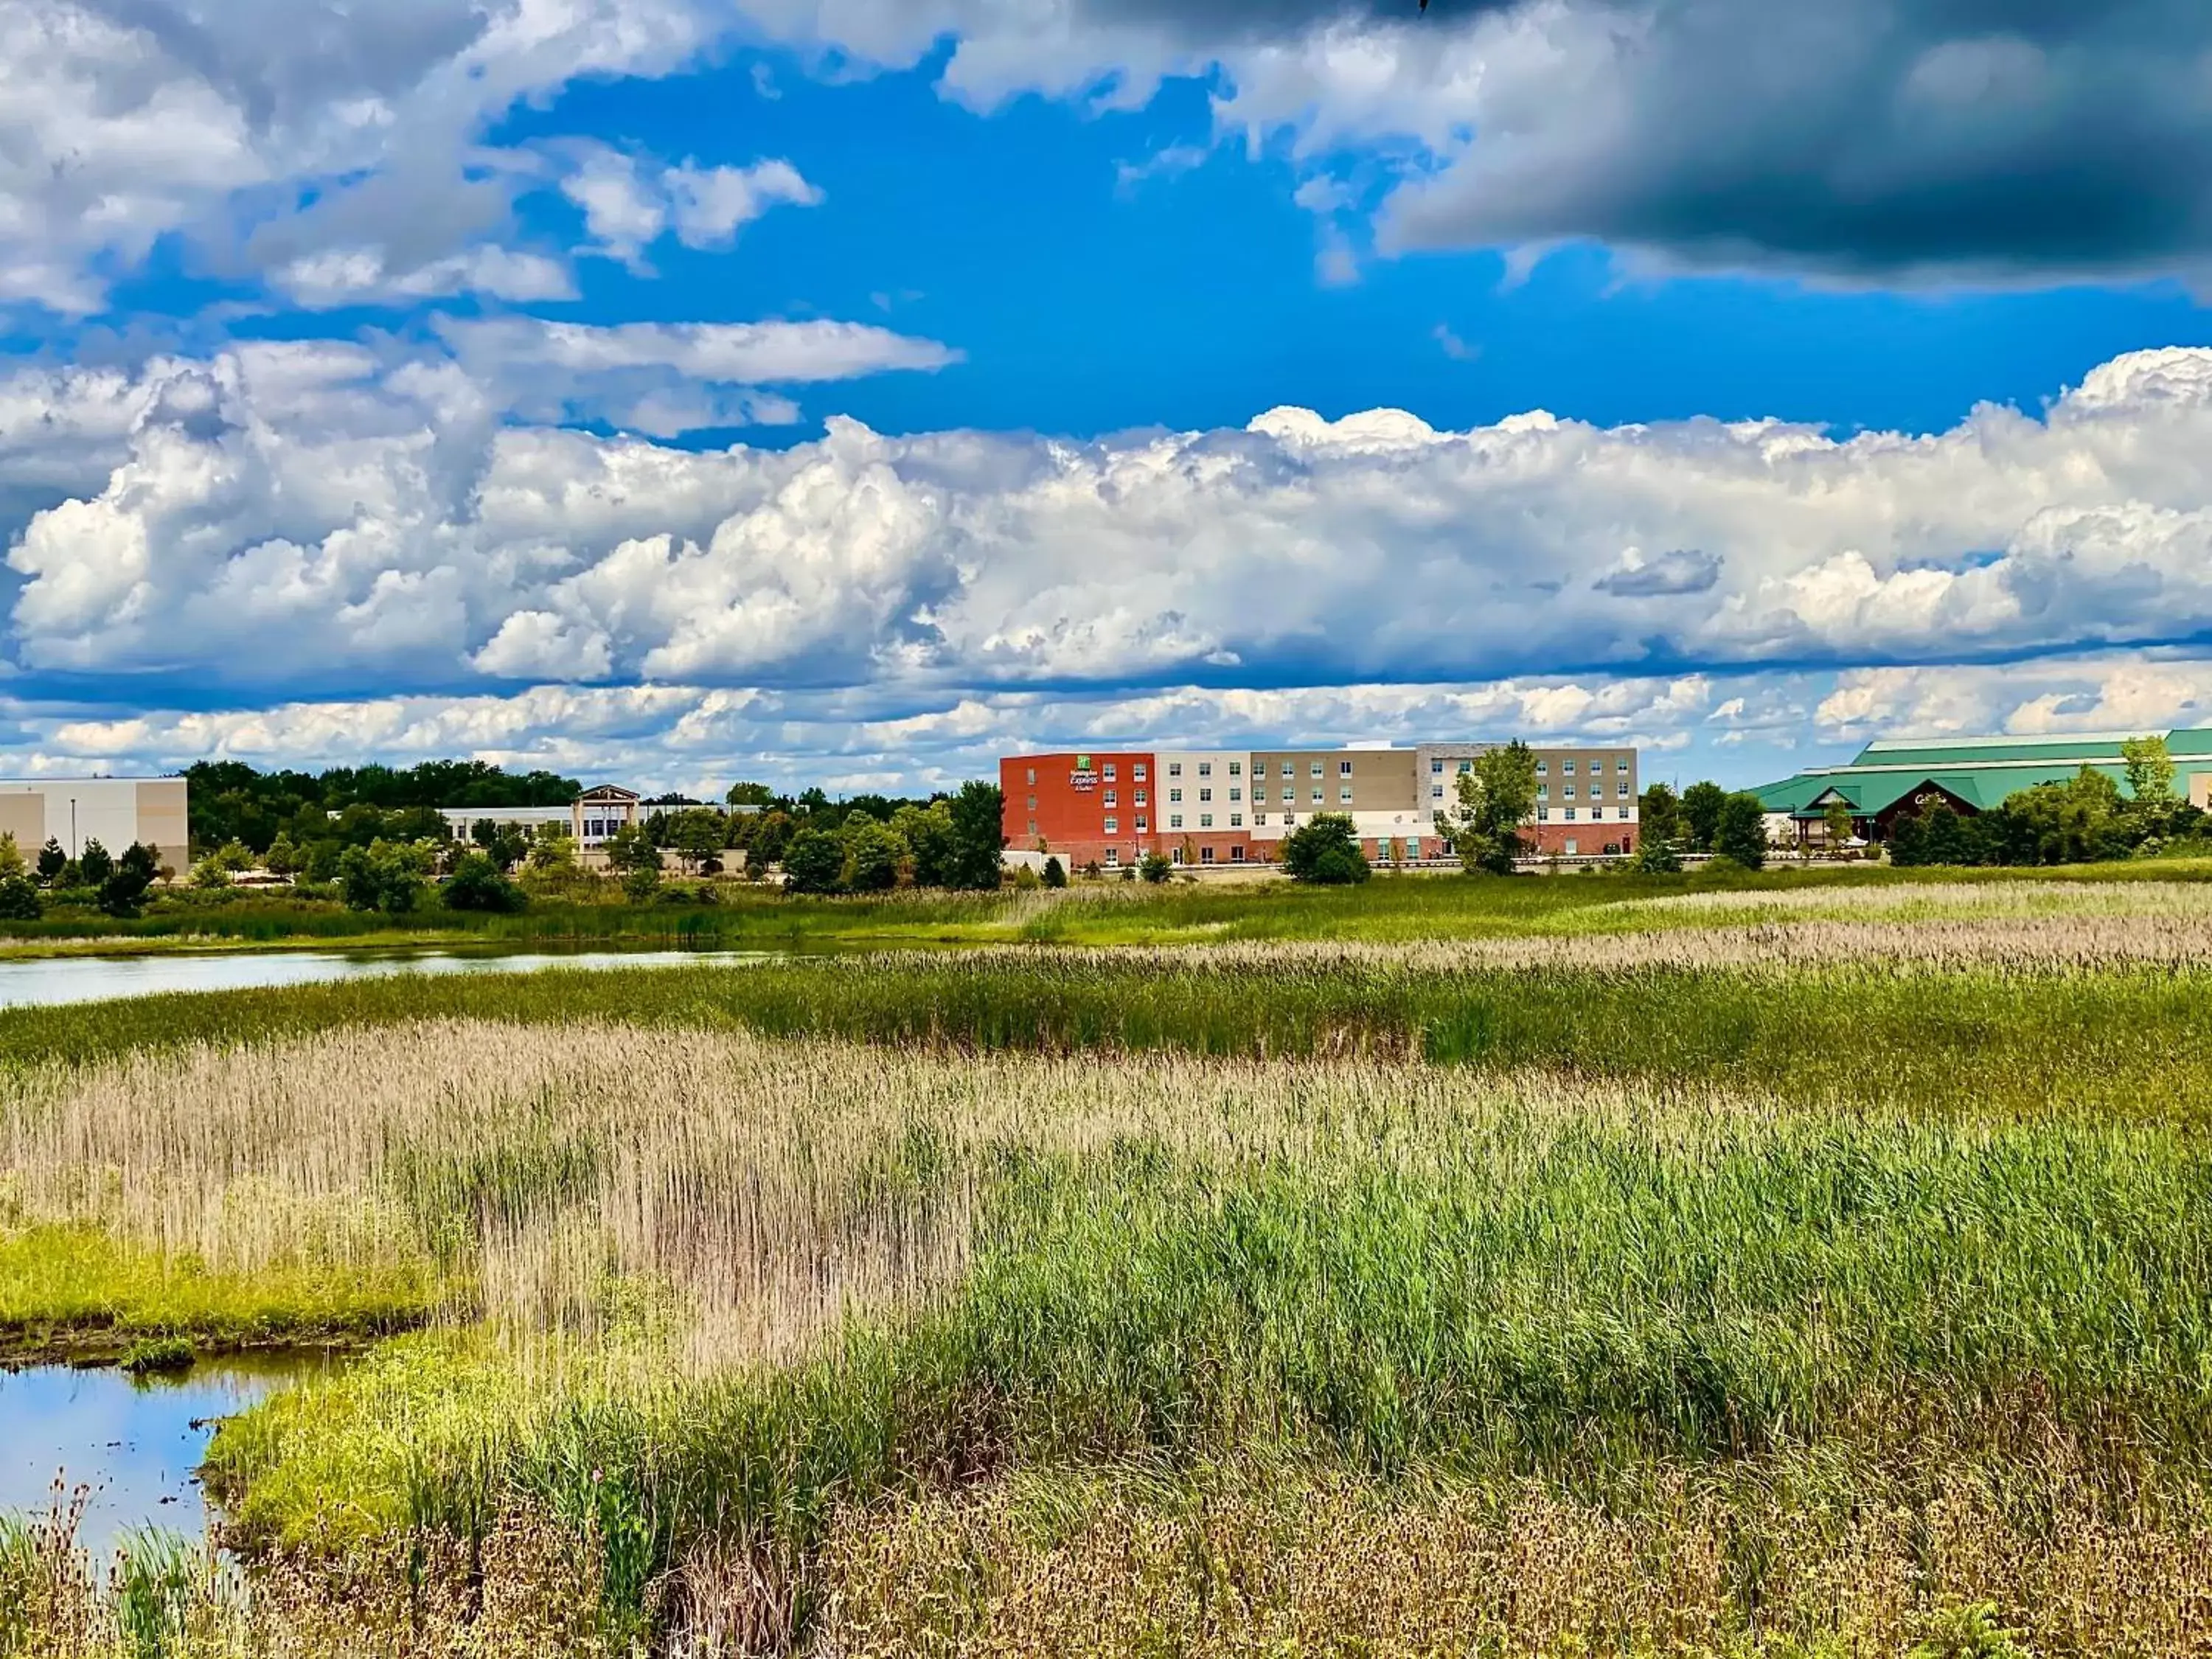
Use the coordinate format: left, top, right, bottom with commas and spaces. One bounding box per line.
340, 841, 432, 914
748, 811, 796, 870
2123, 735, 2176, 810
841, 818, 908, 891
1635, 830, 1683, 874
1681, 781, 1729, 854
1281, 814, 1371, 885
666, 809, 728, 873
944, 781, 1007, 891
527, 831, 578, 876
1822, 796, 1855, 852
891, 801, 957, 888
1638, 782, 1682, 851
1714, 793, 1770, 871
1436, 742, 1538, 875
604, 825, 663, 881
0, 872, 41, 922
444, 850, 530, 914
782, 827, 846, 895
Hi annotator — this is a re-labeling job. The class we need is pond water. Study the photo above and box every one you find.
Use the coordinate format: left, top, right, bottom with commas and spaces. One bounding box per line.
0, 1355, 339, 1555
0, 947, 764, 1010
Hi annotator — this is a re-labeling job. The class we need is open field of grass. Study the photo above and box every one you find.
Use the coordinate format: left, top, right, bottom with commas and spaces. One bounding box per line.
9, 869, 2212, 1655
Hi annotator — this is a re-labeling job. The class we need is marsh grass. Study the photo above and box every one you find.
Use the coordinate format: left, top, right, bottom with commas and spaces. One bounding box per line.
18, 858, 2212, 963
8, 1020, 2212, 1646
10, 945, 2212, 1130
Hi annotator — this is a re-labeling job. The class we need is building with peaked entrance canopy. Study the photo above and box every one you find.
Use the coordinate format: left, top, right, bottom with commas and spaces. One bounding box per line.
1755, 729, 2212, 846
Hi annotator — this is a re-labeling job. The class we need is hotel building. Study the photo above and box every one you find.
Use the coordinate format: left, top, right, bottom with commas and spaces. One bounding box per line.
1001, 740, 1639, 869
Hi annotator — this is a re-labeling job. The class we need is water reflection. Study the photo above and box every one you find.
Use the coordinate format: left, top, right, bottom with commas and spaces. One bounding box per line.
0, 1356, 338, 1555
0, 947, 759, 1010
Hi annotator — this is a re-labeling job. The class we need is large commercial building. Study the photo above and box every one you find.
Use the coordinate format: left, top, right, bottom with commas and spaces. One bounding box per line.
436, 784, 645, 850
1755, 729, 2212, 846
1001, 741, 1639, 869
0, 777, 189, 874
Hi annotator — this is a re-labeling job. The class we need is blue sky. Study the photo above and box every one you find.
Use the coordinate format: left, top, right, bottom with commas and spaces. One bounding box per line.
9, 1, 2212, 795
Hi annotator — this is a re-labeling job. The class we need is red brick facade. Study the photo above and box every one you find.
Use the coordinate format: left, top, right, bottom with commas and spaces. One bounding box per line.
1002, 751, 1158, 869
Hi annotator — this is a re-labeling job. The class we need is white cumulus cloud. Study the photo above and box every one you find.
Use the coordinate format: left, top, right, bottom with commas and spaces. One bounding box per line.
7, 342, 2212, 759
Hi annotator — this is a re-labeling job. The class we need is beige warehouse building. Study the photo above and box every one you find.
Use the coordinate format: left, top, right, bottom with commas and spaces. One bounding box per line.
0, 778, 189, 874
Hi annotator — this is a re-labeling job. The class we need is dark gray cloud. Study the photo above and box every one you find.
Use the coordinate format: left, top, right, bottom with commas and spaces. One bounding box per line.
1307, 0, 2212, 284
1074, 0, 1512, 39
1595, 549, 1722, 598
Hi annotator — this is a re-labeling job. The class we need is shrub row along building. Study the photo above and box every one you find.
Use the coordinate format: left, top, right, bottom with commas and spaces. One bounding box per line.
1755, 729, 2212, 846
1001, 743, 1641, 869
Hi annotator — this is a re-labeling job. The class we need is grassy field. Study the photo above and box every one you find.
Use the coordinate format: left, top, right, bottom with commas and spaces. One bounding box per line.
7, 870, 2212, 1655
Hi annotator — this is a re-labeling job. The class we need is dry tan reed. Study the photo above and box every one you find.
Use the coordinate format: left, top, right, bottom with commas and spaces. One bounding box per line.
814, 1453, 2212, 1658
954, 904, 2212, 969
1, 1021, 1767, 1371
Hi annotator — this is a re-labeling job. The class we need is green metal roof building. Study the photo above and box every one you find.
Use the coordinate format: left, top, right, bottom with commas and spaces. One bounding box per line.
1755, 729, 2212, 838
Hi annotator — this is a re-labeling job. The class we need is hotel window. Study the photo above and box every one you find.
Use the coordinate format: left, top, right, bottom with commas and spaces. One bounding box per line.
1431, 759, 1444, 775
1432, 785, 1444, 800
1311, 790, 1324, 805
1105, 848, 1119, 867
1538, 786, 1549, 800
1310, 762, 1324, 778
1134, 764, 1148, 781
1535, 762, 1548, 776
1170, 814, 1184, 830
1281, 762, 1295, 778
1200, 787, 1214, 803
1104, 817, 1119, 834
1538, 808, 1551, 821
1564, 786, 1576, 800
1104, 790, 1118, 807
1198, 762, 1212, 777
1201, 846, 1216, 864
1135, 790, 1148, 807
1458, 760, 1472, 775
1254, 788, 1267, 804
1339, 787, 1354, 804
1170, 788, 1183, 804
1169, 762, 1183, 777
1255, 813, 1269, 827
1284, 812, 1298, 826
1026, 795, 1037, 810
1231, 813, 1245, 828
1200, 813, 1215, 829
1025, 768, 1037, 786
1563, 760, 1576, 775
1565, 808, 1578, 821
1618, 782, 1630, 798
1027, 819, 1038, 835
1104, 764, 1118, 782
1229, 787, 1242, 803
1231, 846, 1246, 863
1229, 761, 1242, 776
1172, 847, 1186, 865
1340, 760, 1354, 777
1136, 817, 1150, 833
